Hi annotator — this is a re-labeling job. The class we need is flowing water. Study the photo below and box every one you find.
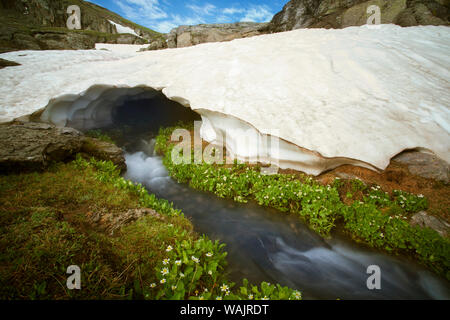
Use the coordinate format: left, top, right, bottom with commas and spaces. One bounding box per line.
122, 138, 450, 300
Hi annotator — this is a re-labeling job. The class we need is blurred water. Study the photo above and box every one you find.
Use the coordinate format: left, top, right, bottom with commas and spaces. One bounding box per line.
123, 140, 450, 300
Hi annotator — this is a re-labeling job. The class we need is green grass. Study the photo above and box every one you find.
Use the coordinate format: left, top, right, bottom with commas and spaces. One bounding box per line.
155, 123, 450, 281
0, 154, 301, 300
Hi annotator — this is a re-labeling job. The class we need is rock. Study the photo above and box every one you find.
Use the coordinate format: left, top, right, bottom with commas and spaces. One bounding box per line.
393, 150, 449, 183
267, 0, 449, 32
88, 208, 164, 235
167, 22, 268, 48
0, 58, 20, 69
341, 0, 407, 27
140, 38, 168, 51
410, 211, 450, 237
81, 138, 126, 172
34, 32, 96, 50
0, 122, 125, 173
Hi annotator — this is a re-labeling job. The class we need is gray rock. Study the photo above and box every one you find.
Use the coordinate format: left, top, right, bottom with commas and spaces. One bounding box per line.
393, 150, 449, 183
410, 211, 450, 237
82, 138, 126, 172
167, 22, 268, 48
140, 38, 168, 51
0, 122, 125, 173
0, 58, 21, 69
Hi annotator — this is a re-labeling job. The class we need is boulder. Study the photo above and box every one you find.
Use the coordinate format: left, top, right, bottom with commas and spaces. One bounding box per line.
393, 150, 449, 183
140, 38, 168, 51
0, 122, 125, 174
167, 22, 268, 48
410, 211, 450, 237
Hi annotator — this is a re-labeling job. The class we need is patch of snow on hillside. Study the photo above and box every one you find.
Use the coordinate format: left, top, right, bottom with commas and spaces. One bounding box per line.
108, 20, 141, 38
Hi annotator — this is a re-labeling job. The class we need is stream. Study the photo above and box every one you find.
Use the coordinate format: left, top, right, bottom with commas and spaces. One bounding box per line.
120, 137, 450, 300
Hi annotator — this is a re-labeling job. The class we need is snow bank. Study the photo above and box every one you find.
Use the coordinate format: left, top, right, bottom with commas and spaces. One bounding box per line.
0, 25, 449, 175
108, 20, 141, 38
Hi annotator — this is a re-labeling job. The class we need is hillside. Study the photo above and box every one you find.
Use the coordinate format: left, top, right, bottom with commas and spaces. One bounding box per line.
0, 0, 163, 53
266, 0, 449, 32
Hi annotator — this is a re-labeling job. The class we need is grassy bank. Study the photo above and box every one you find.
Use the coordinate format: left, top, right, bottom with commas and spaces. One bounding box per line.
155, 123, 450, 281
0, 154, 301, 300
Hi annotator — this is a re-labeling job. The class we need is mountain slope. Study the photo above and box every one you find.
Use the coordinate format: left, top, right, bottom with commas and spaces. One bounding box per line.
0, 0, 163, 53
266, 0, 449, 32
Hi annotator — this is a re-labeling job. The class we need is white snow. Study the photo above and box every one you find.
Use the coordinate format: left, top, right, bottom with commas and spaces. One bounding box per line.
108, 20, 141, 38
0, 25, 449, 175
95, 43, 149, 55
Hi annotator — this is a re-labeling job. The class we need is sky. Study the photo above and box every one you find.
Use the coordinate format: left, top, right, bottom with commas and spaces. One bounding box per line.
87, 0, 286, 33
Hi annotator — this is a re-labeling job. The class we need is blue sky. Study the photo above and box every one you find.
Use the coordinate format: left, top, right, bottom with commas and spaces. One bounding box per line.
87, 0, 286, 33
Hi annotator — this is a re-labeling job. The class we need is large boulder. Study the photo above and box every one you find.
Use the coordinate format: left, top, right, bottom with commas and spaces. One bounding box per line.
267, 0, 449, 32
0, 122, 125, 173
393, 150, 449, 183
167, 22, 268, 48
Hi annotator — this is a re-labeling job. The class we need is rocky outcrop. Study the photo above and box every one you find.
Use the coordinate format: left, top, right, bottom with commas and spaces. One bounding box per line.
0, 0, 157, 52
0, 122, 125, 174
393, 150, 449, 183
410, 211, 450, 237
266, 0, 449, 32
140, 37, 168, 51
166, 22, 268, 49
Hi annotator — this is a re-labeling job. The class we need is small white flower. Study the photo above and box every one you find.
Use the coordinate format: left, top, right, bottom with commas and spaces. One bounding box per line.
180, 272, 185, 278
262, 296, 269, 300
208, 270, 213, 275
161, 268, 169, 275
216, 296, 222, 300
160, 278, 166, 284
166, 245, 173, 252
293, 291, 302, 300
150, 283, 156, 288
191, 256, 200, 263
248, 294, 254, 300
206, 252, 213, 257
163, 258, 170, 265
172, 285, 177, 290
220, 284, 229, 292
175, 260, 182, 266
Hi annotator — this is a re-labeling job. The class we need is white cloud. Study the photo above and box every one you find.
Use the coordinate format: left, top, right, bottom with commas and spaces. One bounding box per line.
223, 7, 245, 15
186, 3, 216, 16
115, 0, 168, 20
241, 6, 274, 22
171, 14, 205, 26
